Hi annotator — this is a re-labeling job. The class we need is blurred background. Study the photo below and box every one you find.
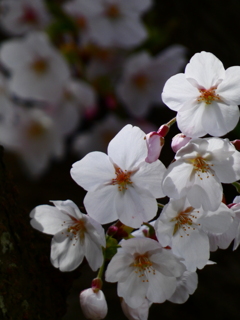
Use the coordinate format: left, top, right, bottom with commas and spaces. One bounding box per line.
0, 0, 240, 319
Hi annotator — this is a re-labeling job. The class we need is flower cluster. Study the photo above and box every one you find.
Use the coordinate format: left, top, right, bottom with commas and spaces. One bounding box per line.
30, 51, 240, 319
2, 1, 238, 319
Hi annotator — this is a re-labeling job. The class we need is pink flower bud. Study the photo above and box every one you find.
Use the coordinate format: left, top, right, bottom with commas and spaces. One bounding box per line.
145, 132, 164, 163
80, 288, 108, 320
91, 278, 103, 292
171, 133, 191, 153
157, 124, 169, 137
231, 140, 240, 151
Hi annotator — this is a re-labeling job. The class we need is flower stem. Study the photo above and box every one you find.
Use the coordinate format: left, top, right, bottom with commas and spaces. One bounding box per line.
166, 117, 176, 127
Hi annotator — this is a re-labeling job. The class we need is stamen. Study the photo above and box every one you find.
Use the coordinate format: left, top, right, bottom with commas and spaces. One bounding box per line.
111, 166, 133, 191
31, 58, 48, 74
133, 254, 155, 282
105, 4, 120, 19
190, 157, 214, 180
171, 207, 201, 236
197, 87, 221, 105
26, 121, 46, 138
132, 73, 148, 90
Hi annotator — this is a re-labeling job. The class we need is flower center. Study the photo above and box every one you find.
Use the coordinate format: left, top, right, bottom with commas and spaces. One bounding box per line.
26, 121, 47, 138
31, 58, 48, 74
132, 73, 148, 90
197, 87, 221, 105
133, 254, 155, 282
111, 166, 133, 191
20, 6, 39, 24
68, 219, 86, 242
171, 207, 200, 237
76, 15, 87, 29
190, 156, 214, 180
105, 4, 121, 19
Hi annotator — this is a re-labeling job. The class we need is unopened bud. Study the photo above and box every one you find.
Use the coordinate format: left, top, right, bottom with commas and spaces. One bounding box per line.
80, 288, 108, 320
145, 131, 165, 163
91, 278, 103, 292
171, 133, 191, 153
231, 140, 240, 151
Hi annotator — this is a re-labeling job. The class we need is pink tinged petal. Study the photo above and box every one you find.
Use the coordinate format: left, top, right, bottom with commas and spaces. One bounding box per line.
107, 124, 147, 170
83, 233, 104, 271
176, 101, 207, 138
173, 231, 209, 272
118, 270, 147, 308
201, 101, 239, 137
187, 176, 223, 211
132, 160, 166, 198
105, 251, 134, 282
84, 186, 119, 225
171, 133, 191, 153
145, 133, 164, 163
146, 271, 177, 303
200, 203, 232, 234
162, 161, 194, 199
30, 204, 68, 234
185, 51, 225, 89
161, 73, 198, 111
116, 186, 158, 228
217, 66, 240, 104
71, 151, 115, 192
50, 232, 84, 271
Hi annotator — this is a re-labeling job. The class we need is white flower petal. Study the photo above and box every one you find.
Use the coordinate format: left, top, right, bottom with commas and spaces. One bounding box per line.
107, 124, 147, 170
71, 151, 115, 192
185, 51, 225, 88
30, 204, 68, 234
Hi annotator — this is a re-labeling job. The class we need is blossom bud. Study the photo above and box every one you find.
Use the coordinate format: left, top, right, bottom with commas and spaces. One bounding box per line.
145, 132, 165, 163
80, 288, 108, 320
121, 298, 151, 320
231, 139, 240, 151
171, 133, 191, 153
91, 278, 102, 292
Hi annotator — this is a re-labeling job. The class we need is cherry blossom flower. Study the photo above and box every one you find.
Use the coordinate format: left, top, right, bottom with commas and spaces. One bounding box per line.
154, 198, 232, 271
0, 0, 51, 35
168, 270, 198, 304
87, 0, 152, 48
162, 51, 240, 137
0, 31, 70, 103
117, 45, 186, 117
105, 237, 185, 308
30, 200, 106, 272
80, 288, 108, 320
63, 0, 101, 46
162, 137, 240, 211
71, 124, 166, 228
